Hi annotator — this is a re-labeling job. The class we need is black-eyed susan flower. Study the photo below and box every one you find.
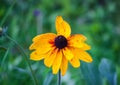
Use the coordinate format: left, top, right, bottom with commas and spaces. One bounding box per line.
29, 16, 93, 76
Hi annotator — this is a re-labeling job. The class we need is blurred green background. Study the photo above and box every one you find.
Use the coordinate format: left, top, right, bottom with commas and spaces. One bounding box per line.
0, 0, 120, 85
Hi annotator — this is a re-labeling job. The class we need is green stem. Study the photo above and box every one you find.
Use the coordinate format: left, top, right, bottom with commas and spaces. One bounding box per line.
5, 34, 38, 85
1, 48, 9, 67
58, 70, 61, 85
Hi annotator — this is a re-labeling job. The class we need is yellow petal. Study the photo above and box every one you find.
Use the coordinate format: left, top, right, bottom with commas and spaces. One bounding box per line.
68, 34, 87, 48
52, 50, 62, 74
63, 47, 73, 60
29, 33, 56, 50
32, 33, 56, 42
35, 46, 52, 55
78, 50, 93, 63
56, 16, 71, 38
60, 56, 68, 76
44, 48, 58, 68
30, 51, 45, 61
29, 42, 52, 50
81, 43, 91, 50
72, 48, 92, 63
69, 56, 80, 68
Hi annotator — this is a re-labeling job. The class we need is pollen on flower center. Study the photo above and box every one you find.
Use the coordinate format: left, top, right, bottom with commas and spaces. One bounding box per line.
55, 35, 67, 49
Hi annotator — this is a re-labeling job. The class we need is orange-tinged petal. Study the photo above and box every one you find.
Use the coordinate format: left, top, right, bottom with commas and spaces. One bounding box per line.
71, 48, 92, 63
44, 48, 57, 68
29, 33, 56, 50
60, 56, 68, 76
69, 56, 80, 68
56, 16, 71, 38
30, 51, 45, 61
68, 34, 87, 48
63, 47, 73, 60
52, 50, 62, 74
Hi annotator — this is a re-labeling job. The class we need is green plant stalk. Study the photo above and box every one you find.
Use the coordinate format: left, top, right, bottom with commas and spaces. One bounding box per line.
1, 48, 9, 67
58, 70, 61, 85
0, 0, 16, 26
5, 34, 38, 85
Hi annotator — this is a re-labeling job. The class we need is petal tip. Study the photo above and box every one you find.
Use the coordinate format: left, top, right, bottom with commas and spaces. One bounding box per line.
30, 56, 38, 61
52, 70, 58, 75
44, 59, 51, 68
89, 58, 93, 63
29, 44, 33, 50
56, 16, 62, 19
72, 64, 80, 68
56, 16, 63, 23
86, 56, 93, 63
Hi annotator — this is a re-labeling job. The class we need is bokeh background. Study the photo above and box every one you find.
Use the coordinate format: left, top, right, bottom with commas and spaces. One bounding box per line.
0, 0, 120, 85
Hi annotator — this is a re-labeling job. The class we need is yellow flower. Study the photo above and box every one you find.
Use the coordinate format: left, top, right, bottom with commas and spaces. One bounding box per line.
29, 16, 93, 76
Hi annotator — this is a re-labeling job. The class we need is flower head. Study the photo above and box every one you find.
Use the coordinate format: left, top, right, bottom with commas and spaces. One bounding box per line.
0, 27, 7, 37
33, 9, 40, 17
29, 16, 93, 76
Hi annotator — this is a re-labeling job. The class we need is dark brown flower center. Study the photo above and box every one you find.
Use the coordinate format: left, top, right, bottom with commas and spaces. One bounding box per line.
55, 35, 67, 49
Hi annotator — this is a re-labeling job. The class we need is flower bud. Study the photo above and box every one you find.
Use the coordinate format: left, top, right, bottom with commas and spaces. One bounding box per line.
0, 27, 7, 37
0, 27, 2, 37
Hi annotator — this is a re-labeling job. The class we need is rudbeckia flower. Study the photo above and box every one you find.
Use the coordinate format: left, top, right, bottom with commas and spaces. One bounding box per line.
29, 16, 93, 76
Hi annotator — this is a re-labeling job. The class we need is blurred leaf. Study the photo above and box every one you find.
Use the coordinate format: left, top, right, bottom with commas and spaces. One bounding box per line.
80, 62, 102, 85
43, 72, 53, 85
99, 58, 117, 85
116, 65, 120, 85
0, 47, 9, 67
0, 0, 120, 85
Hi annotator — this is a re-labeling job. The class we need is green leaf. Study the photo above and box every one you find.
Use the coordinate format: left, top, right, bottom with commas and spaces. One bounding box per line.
99, 58, 116, 85
80, 62, 102, 85
43, 72, 53, 85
